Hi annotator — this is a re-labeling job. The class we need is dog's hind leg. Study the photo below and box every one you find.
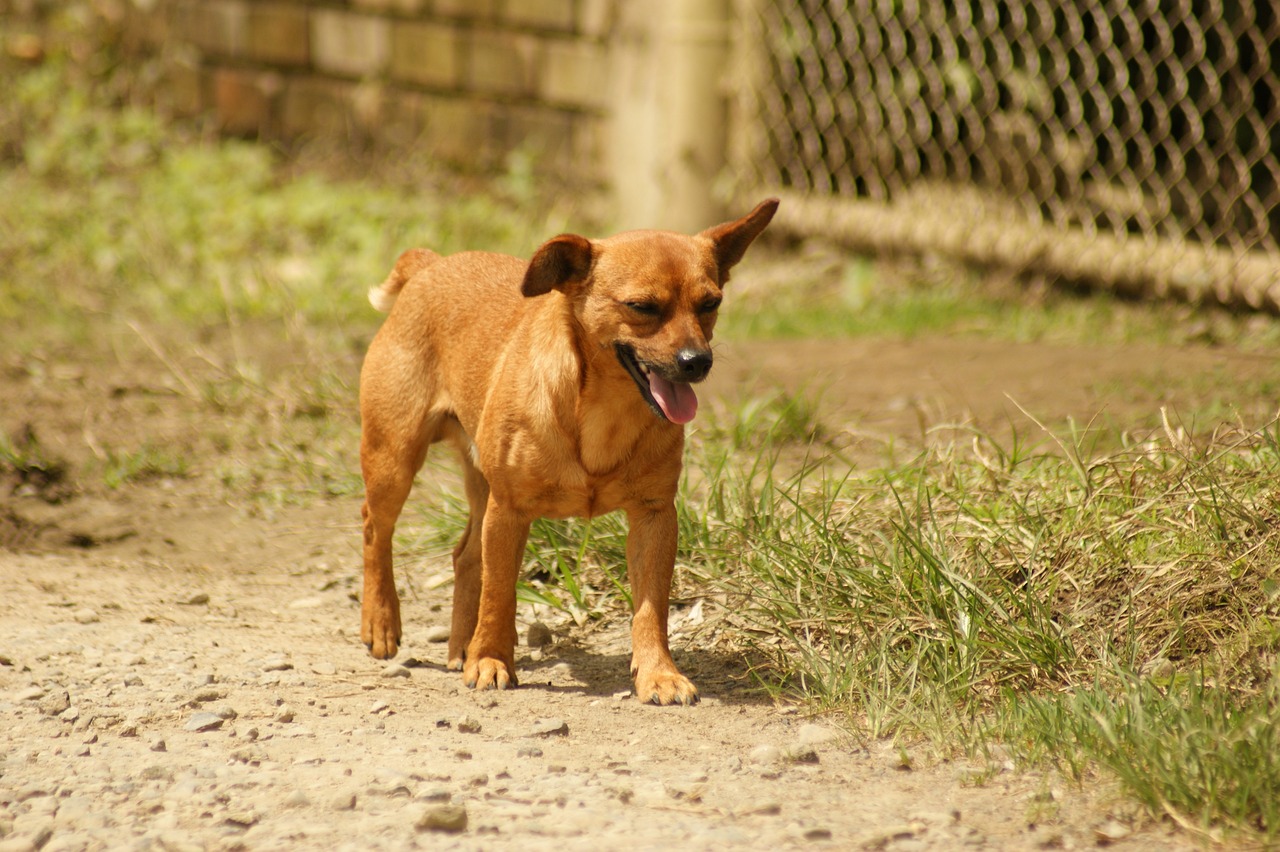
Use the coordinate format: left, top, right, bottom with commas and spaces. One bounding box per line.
359, 347, 440, 659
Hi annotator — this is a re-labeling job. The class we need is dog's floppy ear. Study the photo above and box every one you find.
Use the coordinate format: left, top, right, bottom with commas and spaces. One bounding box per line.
699, 198, 779, 282
521, 234, 593, 297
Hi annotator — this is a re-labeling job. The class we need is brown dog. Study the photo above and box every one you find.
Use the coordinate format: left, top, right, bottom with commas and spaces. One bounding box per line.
358, 198, 778, 705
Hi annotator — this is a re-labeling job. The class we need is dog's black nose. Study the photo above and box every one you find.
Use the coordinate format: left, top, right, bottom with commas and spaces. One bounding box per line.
675, 348, 713, 382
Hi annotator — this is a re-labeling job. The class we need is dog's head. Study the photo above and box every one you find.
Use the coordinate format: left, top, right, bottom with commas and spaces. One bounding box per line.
519, 199, 779, 424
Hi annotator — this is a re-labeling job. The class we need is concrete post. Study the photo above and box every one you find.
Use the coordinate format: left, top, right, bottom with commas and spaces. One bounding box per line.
609, 0, 731, 233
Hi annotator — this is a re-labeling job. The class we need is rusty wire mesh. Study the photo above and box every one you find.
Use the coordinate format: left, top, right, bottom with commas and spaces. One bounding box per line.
729, 1, 1280, 308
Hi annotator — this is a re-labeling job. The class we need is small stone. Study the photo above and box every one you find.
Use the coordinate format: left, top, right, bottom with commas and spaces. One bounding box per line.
804, 828, 833, 841
311, 662, 338, 676
73, 608, 100, 624
149, 738, 167, 752
119, 723, 139, 737
517, 746, 543, 758
381, 663, 411, 679
262, 657, 294, 672
330, 792, 357, 811
275, 705, 295, 723
283, 789, 310, 808
189, 688, 225, 705
787, 745, 820, 764
224, 809, 259, 828
1094, 820, 1132, 844
749, 744, 783, 766
424, 625, 451, 643
181, 593, 210, 606
38, 691, 70, 716
15, 686, 45, 702
415, 787, 451, 802
456, 715, 482, 734
529, 718, 568, 737
415, 803, 467, 834
526, 622, 553, 647
370, 700, 390, 715
613, 690, 633, 701
184, 712, 224, 732
796, 723, 837, 746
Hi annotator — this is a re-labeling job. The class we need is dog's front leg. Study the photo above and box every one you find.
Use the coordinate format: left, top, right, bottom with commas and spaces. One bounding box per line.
626, 505, 699, 705
463, 497, 530, 690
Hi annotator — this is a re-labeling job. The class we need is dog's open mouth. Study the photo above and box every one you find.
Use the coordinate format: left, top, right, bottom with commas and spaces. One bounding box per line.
614, 344, 699, 424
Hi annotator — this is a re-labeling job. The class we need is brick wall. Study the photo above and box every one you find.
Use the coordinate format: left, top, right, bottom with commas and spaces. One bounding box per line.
126, 0, 618, 182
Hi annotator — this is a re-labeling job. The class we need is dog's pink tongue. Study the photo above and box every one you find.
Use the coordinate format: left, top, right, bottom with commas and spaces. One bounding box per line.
648, 373, 698, 424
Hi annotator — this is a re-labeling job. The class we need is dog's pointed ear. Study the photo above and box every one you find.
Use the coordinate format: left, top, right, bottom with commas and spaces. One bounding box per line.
699, 198, 779, 283
521, 234, 593, 297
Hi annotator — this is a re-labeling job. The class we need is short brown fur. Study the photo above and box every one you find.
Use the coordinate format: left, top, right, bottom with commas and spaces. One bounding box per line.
358, 199, 778, 705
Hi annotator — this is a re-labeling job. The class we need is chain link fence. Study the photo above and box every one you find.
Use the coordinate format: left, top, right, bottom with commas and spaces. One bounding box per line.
729, 1, 1280, 309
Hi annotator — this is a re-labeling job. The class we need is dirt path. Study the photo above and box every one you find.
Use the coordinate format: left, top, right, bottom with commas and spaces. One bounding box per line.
5, 333, 1270, 850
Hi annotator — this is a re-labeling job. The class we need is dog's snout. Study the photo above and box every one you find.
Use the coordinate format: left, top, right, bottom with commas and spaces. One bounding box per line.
675, 348, 713, 382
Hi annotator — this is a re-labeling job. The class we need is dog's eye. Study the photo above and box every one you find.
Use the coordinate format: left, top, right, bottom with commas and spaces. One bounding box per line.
698, 297, 722, 314
624, 300, 661, 317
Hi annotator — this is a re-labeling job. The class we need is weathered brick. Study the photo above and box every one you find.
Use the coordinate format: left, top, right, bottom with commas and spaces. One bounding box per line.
212, 67, 281, 135
434, 0, 498, 21
163, 57, 207, 118
352, 0, 429, 13
390, 21, 459, 89
174, 0, 246, 58
541, 40, 607, 109
465, 30, 541, 97
280, 76, 353, 138
492, 104, 575, 171
311, 10, 390, 77
420, 95, 498, 168
501, 0, 574, 32
247, 4, 309, 67
577, 0, 618, 39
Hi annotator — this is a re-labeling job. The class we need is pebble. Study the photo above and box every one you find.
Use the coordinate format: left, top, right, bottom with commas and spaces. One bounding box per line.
275, 705, 295, 723
380, 663, 411, 679
786, 745, 820, 764
73, 608, 99, 624
15, 686, 45, 702
38, 691, 71, 716
415, 803, 468, 834
749, 744, 783, 766
330, 792, 357, 812
149, 738, 167, 752
184, 712, 224, 732
526, 622, 553, 647
262, 657, 294, 672
796, 723, 837, 746
424, 625, 451, 643
529, 718, 568, 737
456, 714, 482, 734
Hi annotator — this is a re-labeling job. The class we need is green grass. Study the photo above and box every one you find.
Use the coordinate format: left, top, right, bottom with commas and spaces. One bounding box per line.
6, 17, 1280, 845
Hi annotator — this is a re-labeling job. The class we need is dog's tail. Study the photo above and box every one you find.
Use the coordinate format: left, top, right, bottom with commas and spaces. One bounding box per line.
368, 248, 440, 312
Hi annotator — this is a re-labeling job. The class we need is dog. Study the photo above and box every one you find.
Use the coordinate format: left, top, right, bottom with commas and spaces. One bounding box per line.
358, 198, 779, 705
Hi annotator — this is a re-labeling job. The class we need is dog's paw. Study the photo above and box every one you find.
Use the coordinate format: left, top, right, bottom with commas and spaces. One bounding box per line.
463, 656, 518, 691
361, 609, 402, 660
635, 669, 700, 706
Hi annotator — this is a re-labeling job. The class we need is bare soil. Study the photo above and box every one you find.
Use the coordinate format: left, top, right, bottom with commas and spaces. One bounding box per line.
5, 327, 1275, 850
